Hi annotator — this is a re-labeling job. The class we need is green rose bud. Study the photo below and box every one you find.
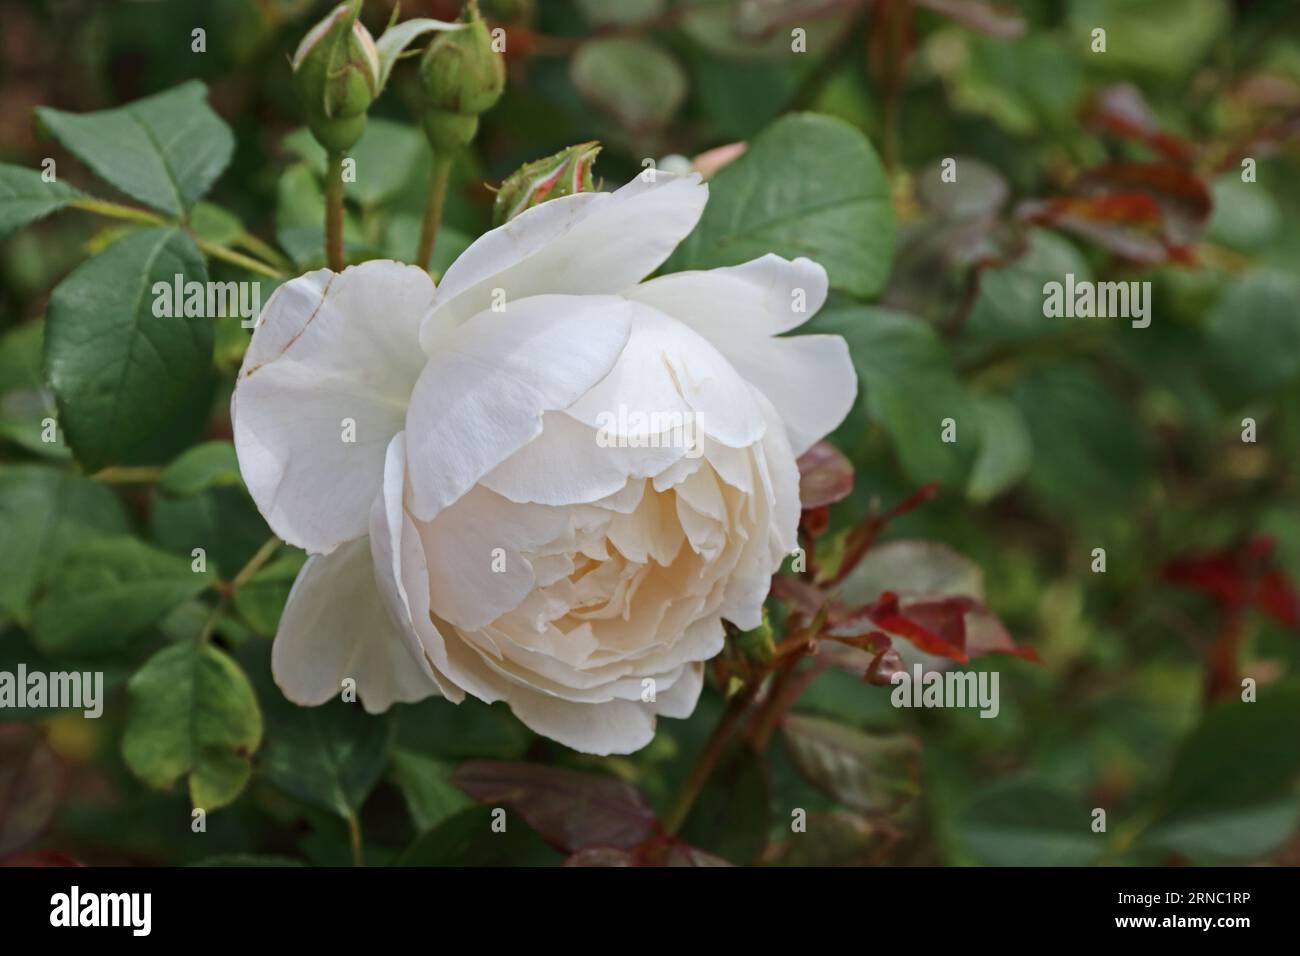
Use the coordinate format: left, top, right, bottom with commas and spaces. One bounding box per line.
417, 0, 505, 153
491, 141, 600, 225
292, 0, 380, 153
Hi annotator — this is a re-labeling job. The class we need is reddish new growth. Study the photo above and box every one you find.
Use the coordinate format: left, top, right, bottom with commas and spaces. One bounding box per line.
1163, 535, 1300, 702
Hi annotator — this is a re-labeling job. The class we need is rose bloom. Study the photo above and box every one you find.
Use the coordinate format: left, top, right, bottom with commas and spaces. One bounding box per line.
232, 172, 855, 754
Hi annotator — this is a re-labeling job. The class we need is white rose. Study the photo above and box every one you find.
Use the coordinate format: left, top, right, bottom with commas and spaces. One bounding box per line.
232, 172, 856, 754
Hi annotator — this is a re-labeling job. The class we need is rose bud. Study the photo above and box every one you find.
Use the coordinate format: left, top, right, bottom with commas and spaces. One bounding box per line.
491, 141, 600, 225
417, 0, 505, 152
292, 0, 380, 153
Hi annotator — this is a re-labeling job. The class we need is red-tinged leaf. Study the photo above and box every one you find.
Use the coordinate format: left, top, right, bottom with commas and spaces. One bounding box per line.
913, 0, 1025, 38
563, 837, 731, 867
1017, 194, 1167, 264
835, 540, 1037, 664
452, 760, 658, 852
770, 574, 827, 620
637, 836, 732, 867
1163, 535, 1300, 630
800, 504, 830, 540
797, 441, 854, 509
1086, 85, 1196, 162
763, 810, 903, 866
1018, 162, 1212, 264
0, 725, 69, 857
848, 591, 969, 661
832, 483, 941, 586
966, 604, 1042, 662
1257, 570, 1300, 628
563, 847, 635, 866
781, 714, 920, 815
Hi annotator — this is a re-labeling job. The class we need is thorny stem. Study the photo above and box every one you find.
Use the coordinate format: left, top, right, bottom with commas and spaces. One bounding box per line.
416, 156, 453, 272
662, 684, 758, 835
664, 608, 829, 833
325, 151, 346, 271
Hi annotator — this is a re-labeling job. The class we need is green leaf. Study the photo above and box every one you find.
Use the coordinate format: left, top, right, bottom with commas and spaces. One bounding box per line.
678, 740, 770, 865
388, 750, 473, 833
396, 805, 562, 866
259, 697, 395, 821
962, 229, 1090, 345
394, 696, 531, 760
0, 465, 129, 621
1068, 0, 1229, 79
188, 201, 244, 247
1205, 269, 1300, 405
284, 121, 430, 208
966, 394, 1032, 502
1143, 684, 1300, 860
31, 536, 215, 657
576, 0, 664, 26
667, 113, 894, 298
571, 38, 687, 130
35, 81, 234, 217
1011, 363, 1151, 516
122, 641, 263, 810
958, 780, 1105, 866
0, 163, 82, 238
45, 226, 215, 471
782, 714, 921, 814
160, 441, 242, 497
151, 485, 270, 579
0, 321, 68, 459
231, 550, 306, 637
811, 305, 974, 485
275, 162, 368, 267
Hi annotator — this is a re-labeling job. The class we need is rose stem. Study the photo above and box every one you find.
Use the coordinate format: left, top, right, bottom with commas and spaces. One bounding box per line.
325, 150, 346, 271
416, 156, 453, 271
662, 684, 758, 835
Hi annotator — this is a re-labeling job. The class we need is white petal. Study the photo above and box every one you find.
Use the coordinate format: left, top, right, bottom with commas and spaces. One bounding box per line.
481, 411, 684, 507
627, 255, 853, 454
507, 690, 657, 756
566, 304, 766, 449
272, 537, 440, 714
717, 333, 857, 456
368, 433, 463, 701
405, 294, 633, 520
627, 254, 828, 336
233, 261, 433, 553
653, 661, 705, 719
420, 173, 707, 349
417, 484, 568, 631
